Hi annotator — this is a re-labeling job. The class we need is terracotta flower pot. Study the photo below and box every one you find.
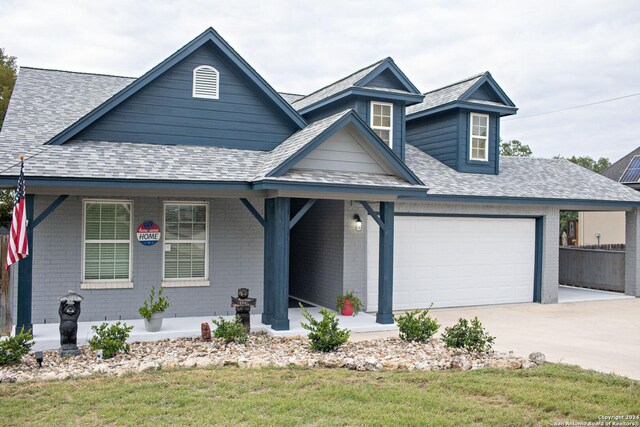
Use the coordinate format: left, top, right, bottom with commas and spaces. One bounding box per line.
341, 298, 354, 316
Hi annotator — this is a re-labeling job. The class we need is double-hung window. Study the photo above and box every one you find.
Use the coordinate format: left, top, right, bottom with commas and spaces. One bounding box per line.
163, 202, 209, 287
83, 200, 132, 288
370, 102, 393, 148
470, 113, 489, 161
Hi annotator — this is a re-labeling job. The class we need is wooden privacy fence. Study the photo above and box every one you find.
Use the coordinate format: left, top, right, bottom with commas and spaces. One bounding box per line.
559, 246, 625, 292
0, 235, 11, 334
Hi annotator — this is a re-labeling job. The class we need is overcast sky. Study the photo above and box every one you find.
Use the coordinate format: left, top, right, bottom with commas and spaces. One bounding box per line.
1, 0, 638, 161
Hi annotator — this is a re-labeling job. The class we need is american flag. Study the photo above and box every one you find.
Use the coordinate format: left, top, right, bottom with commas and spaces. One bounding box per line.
6, 161, 28, 269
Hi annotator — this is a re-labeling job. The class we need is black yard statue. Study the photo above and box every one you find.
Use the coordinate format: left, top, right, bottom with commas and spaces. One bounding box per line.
58, 291, 84, 357
231, 288, 256, 334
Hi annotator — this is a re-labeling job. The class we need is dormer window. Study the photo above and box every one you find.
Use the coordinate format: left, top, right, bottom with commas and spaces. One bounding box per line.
470, 113, 489, 161
371, 102, 393, 148
192, 65, 219, 99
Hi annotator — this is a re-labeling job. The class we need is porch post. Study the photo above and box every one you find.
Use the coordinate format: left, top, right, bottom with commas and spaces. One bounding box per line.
261, 199, 275, 325
625, 208, 640, 297
377, 201, 394, 324
16, 194, 34, 334
264, 197, 291, 330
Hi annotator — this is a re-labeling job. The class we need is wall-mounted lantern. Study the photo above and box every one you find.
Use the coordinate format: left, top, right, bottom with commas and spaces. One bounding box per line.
353, 214, 362, 232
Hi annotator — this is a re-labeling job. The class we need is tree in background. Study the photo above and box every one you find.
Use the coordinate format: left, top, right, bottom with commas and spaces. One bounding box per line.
554, 154, 612, 241
0, 48, 17, 228
0, 48, 17, 130
500, 139, 532, 157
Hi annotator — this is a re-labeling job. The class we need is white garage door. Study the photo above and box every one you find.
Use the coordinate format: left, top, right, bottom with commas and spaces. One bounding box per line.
367, 216, 536, 311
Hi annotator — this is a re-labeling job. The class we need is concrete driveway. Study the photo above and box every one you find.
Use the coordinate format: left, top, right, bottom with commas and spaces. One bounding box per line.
353, 298, 640, 380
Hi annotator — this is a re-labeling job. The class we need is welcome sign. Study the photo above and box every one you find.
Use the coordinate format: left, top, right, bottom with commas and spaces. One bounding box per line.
136, 220, 161, 246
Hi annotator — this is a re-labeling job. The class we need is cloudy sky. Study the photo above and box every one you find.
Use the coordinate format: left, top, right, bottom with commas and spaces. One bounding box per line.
1, 0, 638, 161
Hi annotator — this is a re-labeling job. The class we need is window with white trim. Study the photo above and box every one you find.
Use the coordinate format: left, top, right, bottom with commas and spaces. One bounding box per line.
83, 201, 132, 282
192, 65, 219, 99
163, 203, 208, 281
470, 113, 489, 161
370, 102, 393, 148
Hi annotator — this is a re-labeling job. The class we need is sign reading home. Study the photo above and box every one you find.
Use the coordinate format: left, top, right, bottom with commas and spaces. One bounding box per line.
137, 221, 161, 246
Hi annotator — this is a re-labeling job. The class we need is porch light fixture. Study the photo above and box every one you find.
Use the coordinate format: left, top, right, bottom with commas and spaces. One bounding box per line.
353, 214, 362, 232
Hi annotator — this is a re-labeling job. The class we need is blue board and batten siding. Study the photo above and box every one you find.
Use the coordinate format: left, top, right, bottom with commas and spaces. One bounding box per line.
406, 111, 459, 169
76, 45, 297, 150
407, 110, 500, 174
363, 69, 408, 91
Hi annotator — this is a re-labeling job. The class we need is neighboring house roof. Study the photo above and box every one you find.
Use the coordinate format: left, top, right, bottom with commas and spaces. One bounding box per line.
405, 145, 640, 204
602, 146, 640, 183
291, 58, 422, 112
406, 71, 517, 118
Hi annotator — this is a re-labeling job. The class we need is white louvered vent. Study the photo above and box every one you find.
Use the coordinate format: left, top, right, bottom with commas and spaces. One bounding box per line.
192, 65, 219, 99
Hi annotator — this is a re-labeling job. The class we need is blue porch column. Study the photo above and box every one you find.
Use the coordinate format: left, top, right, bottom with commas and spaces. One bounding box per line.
263, 197, 291, 331
377, 201, 394, 324
16, 194, 35, 334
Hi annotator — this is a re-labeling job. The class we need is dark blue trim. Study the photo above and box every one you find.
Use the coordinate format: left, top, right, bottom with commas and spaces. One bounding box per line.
459, 72, 516, 107
289, 198, 316, 230
266, 110, 424, 186
261, 199, 275, 325
0, 176, 253, 191
418, 194, 640, 208
254, 180, 427, 197
16, 194, 34, 334
31, 195, 68, 229
534, 217, 544, 303
239, 198, 265, 228
266, 197, 290, 331
376, 201, 394, 324
395, 212, 540, 219
45, 27, 306, 146
297, 88, 424, 115
360, 201, 385, 230
406, 101, 518, 121
355, 58, 422, 95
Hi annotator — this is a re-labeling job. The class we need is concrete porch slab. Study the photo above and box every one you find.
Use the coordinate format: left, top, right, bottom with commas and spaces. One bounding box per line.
29, 307, 396, 351
558, 285, 635, 303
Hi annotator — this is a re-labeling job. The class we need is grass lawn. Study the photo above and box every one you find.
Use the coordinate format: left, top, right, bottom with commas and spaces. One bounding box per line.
0, 364, 637, 426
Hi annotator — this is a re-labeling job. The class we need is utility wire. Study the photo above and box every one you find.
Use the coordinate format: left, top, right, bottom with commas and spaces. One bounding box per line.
0, 146, 51, 175
503, 92, 640, 121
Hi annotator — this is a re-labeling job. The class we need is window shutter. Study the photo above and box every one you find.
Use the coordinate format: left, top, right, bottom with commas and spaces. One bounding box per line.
193, 66, 219, 99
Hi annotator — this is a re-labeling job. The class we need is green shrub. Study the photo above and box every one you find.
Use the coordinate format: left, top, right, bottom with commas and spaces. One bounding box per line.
211, 316, 248, 345
336, 290, 363, 315
138, 286, 170, 321
299, 304, 350, 352
87, 322, 134, 359
441, 317, 495, 353
0, 328, 34, 365
395, 308, 440, 342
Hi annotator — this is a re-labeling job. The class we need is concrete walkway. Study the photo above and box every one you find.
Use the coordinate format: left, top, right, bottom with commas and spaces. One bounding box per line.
354, 298, 640, 380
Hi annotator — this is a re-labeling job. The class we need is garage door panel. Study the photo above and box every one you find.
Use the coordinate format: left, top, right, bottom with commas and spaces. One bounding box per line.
367, 216, 535, 311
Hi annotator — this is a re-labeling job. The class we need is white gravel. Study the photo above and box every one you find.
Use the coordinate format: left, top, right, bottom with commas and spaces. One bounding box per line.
0, 334, 540, 383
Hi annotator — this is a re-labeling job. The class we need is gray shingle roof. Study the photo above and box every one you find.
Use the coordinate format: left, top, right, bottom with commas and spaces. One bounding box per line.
2, 67, 640, 205
406, 72, 485, 116
279, 92, 305, 103
291, 59, 385, 111
405, 145, 640, 203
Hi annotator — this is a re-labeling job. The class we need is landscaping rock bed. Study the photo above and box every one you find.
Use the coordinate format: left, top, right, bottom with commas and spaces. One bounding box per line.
0, 334, 541, 383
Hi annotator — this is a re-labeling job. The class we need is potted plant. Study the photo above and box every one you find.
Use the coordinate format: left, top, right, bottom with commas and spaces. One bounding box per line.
336, 290, 362, 316
138, 287, 170, 332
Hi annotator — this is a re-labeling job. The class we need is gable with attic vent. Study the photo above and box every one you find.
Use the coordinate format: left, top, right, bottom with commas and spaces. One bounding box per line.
75, 45, 298, 150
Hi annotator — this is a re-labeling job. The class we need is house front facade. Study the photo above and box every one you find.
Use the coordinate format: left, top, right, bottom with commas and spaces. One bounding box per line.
2, 28, 640, 333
